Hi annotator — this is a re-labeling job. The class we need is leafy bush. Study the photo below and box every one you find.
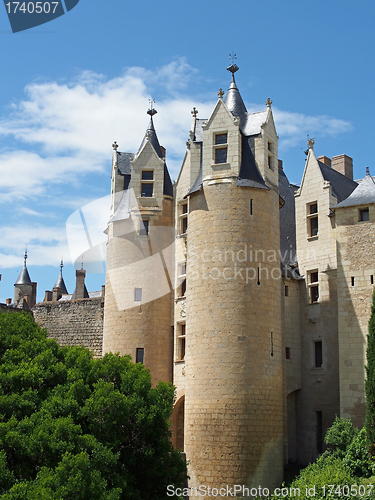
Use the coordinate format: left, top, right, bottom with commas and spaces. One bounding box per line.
324, 416, 358, 457
0, 312, 187, 499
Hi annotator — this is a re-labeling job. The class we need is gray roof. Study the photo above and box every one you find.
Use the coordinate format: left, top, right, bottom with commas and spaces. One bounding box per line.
334, 172, 375, 208
117, 152, 133, 175
109, 189, 130, 223
225, 74, 248, 129
318, 161, 358, 203
137, 116, 164, 159
15, 264, 32, 286
194, 119, 205, 142
71, 284, 89, 300
237, 135, 268, 189
279, 167, 298, 268
54, 274, 68, 295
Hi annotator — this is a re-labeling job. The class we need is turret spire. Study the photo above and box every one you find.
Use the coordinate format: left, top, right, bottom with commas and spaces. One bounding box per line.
15, 248, 32, 285
224, 59, 247, 123
54, 258, 68, 295
137, 100, 164, 159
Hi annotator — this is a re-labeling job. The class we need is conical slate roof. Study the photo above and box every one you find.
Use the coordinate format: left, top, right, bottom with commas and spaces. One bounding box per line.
15, 252, 32, 286
54, 261, 68, 295
225, 73, 248, 121
137, 114, 164, 159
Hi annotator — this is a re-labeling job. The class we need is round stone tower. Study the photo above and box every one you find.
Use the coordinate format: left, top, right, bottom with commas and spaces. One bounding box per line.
184, 67, 284, 493
102, 108, 174, 386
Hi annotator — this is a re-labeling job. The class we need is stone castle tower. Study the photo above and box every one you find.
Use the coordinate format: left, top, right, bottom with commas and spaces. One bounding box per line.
102, 105, 174, 385
174, 65, 284, 492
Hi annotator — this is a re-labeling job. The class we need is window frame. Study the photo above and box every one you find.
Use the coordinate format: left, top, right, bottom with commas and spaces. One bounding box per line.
307, 201, 319, 237
141, 170, 154, 197
308, 269, 319, 304
140, 219, 149, 236
359, 207, 369, 222
213, 132, 228, 165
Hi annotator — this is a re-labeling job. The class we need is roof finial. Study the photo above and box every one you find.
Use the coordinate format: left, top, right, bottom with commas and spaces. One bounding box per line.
191, 107, 198, 117
307, 138, 315, 150
24, 246, 28, 266
366, 166, 370, 176
60, 258, 64, 274
112, 141, 118, 151
227, 52, 239, 74
147, 98, 157, 117
217, 88, 225, 99
266, 97, 273, 108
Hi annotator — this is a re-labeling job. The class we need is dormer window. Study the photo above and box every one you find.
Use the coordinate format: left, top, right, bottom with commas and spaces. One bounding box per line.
214, 132, 228, 164
141, 170, 153, 197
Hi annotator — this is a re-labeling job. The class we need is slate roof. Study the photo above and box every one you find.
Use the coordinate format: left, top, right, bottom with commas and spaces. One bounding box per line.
137, 116, 164, 159
225, 74, 248, 129
117, 152, 133, 176
237, 135, 268, 189
109, 189, 130, 223
318, 161, 358, 203
71, 284, 89, 300
279, 168, 298, 268
15, 262, 32, 286
54, 272, 68, 295
334, 171, 375, 208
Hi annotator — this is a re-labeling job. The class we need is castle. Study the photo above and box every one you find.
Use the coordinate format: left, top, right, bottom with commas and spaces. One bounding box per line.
3, 64, 375, 494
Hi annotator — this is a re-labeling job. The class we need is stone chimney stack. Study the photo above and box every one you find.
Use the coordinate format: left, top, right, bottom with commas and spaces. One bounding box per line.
6, 298, 11, 305
74, 269, 86, 299
52, 286, 62, 302
318, 155, 332, 167
332, 154, 353, 180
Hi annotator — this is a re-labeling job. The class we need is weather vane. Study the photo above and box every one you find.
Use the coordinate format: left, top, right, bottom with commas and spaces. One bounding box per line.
227, 52, 239, 74
147, 98, 157, 116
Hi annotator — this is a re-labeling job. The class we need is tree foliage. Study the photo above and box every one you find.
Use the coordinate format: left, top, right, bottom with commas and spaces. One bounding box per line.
0, 312, 186, 499
366, 288, 375, 457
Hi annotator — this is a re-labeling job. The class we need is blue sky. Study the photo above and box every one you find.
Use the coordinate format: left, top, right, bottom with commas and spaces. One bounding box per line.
1, 0, 374, 303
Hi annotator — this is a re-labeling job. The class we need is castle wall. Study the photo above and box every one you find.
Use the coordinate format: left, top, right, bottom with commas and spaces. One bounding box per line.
336, 203, 375, 427
32, 298, 104, 358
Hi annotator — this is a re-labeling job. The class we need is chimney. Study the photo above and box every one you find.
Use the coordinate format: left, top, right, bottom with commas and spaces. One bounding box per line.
31, 282, 37, 307
44, 290, 53, 302
6, 298, 11, 305
278, 159, 283, 171
160, 145, 166, 158
332, 154, 353, 180
74, 269, 86, 299
102, 285, 106, 297
52, 286, 62, 302
318, 156, 331, 167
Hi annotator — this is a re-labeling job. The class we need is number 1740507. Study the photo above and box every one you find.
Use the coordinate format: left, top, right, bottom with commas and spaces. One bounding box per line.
5, 2, 59, 14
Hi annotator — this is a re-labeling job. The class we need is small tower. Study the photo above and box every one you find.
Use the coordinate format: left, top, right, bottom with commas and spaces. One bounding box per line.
103, 104, 174, 386
54, 259, 69, 295
14, 250, 36, 309
183, 64, 284, 491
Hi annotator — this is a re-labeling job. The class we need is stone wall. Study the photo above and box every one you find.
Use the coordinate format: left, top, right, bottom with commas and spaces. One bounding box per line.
32, 298, 104, 358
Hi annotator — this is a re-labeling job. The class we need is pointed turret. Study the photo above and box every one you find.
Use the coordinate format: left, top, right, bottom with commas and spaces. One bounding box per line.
137, 102, 164, 159
54, 259, 68, 295
15, 250, 32, 285
224, 64, 247, 123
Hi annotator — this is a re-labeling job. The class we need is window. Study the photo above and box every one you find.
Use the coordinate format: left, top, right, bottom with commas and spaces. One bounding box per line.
250, 199, 253, 215
134, 288, 142, 302
214, 133, 228, 164
181, 279, 186, 296
136, 348, 144, 364
371, 275, 374, 285
140, 219, 149, 236
307, 202, 318, 237
359, 208, 369, 222
141, 170, 153, 197
178, 324, 186, 361
178, 262, 186, 277
315, 341, 323, 368
351, 277, 355, 287
308, 270, 319, 303
285, 347, 291, 360
179, 203, 188, 235
285, 285, 289, 297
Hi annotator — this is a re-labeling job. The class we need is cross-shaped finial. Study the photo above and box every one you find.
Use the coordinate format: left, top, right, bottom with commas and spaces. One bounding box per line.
307, 138, 315, 150
366, 166, 370, 176
266, 97, 272, 108
24, 247, 28, 265
217, 88, 225, 99
146, 130, 151, 140
60, 258, 64, 271
191, 107, 198, 117
112, 141, 118, 151
229, 52, 237, 65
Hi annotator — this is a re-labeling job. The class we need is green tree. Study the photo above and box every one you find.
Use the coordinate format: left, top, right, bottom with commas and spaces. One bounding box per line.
0, 312, 186, 499
366, 288, 375, 457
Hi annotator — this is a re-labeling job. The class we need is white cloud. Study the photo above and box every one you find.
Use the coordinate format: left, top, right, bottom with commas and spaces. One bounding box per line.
0, 59, 353, 271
